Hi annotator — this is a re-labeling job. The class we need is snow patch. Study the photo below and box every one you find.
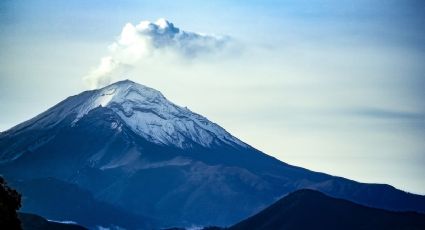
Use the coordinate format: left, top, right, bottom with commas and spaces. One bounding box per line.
48, 219, 78, 224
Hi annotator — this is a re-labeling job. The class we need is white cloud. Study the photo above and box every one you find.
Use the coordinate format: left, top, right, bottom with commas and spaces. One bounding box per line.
83, 18, 231, 89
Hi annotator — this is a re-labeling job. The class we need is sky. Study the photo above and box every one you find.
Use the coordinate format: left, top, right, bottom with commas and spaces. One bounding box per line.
0, 0, 424, 194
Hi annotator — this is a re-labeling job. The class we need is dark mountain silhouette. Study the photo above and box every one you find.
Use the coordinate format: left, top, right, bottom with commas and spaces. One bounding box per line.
11, 177, 155, 229
1, 80, 424, 229
1, 176, 88, 230
19, 212, 87, 230
229, 189, 425, 230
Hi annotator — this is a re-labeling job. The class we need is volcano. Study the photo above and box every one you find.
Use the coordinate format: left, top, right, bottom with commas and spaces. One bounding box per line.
1, 80, 424, 229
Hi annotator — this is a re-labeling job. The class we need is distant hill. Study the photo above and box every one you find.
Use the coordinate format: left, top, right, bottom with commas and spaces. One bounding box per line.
12, 177, 155, 229
229, 189, 425, 230
18, 212, 87, 230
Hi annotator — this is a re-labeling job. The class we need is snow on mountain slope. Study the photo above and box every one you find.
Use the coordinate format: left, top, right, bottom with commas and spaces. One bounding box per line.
2, 79, 425, 229
6, 80, 247, 150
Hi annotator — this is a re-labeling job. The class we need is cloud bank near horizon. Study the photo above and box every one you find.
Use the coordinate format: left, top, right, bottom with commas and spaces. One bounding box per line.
84, 18, 231, 89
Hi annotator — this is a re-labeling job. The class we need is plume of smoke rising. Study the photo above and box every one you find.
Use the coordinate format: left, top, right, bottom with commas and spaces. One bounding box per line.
84, 18, 230, 89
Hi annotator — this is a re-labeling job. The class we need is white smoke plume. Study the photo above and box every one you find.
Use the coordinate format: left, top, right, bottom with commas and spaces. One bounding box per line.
84, 18, 230, 89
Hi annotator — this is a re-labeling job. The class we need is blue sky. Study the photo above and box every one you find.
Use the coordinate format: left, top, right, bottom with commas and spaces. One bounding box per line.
1, 0, 424, 194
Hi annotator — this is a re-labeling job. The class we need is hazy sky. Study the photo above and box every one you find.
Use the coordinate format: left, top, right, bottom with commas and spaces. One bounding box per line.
1, 0, 424, 194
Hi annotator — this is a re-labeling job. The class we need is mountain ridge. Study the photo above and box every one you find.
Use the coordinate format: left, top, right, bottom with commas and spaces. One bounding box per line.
18, 212, 88, 230
1, 80, 424, 229
229, 189, 425, 230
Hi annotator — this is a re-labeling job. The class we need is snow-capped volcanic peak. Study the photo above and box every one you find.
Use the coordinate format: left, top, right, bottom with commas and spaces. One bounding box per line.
74, 80, 247, 149
73, 80, 167, 121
